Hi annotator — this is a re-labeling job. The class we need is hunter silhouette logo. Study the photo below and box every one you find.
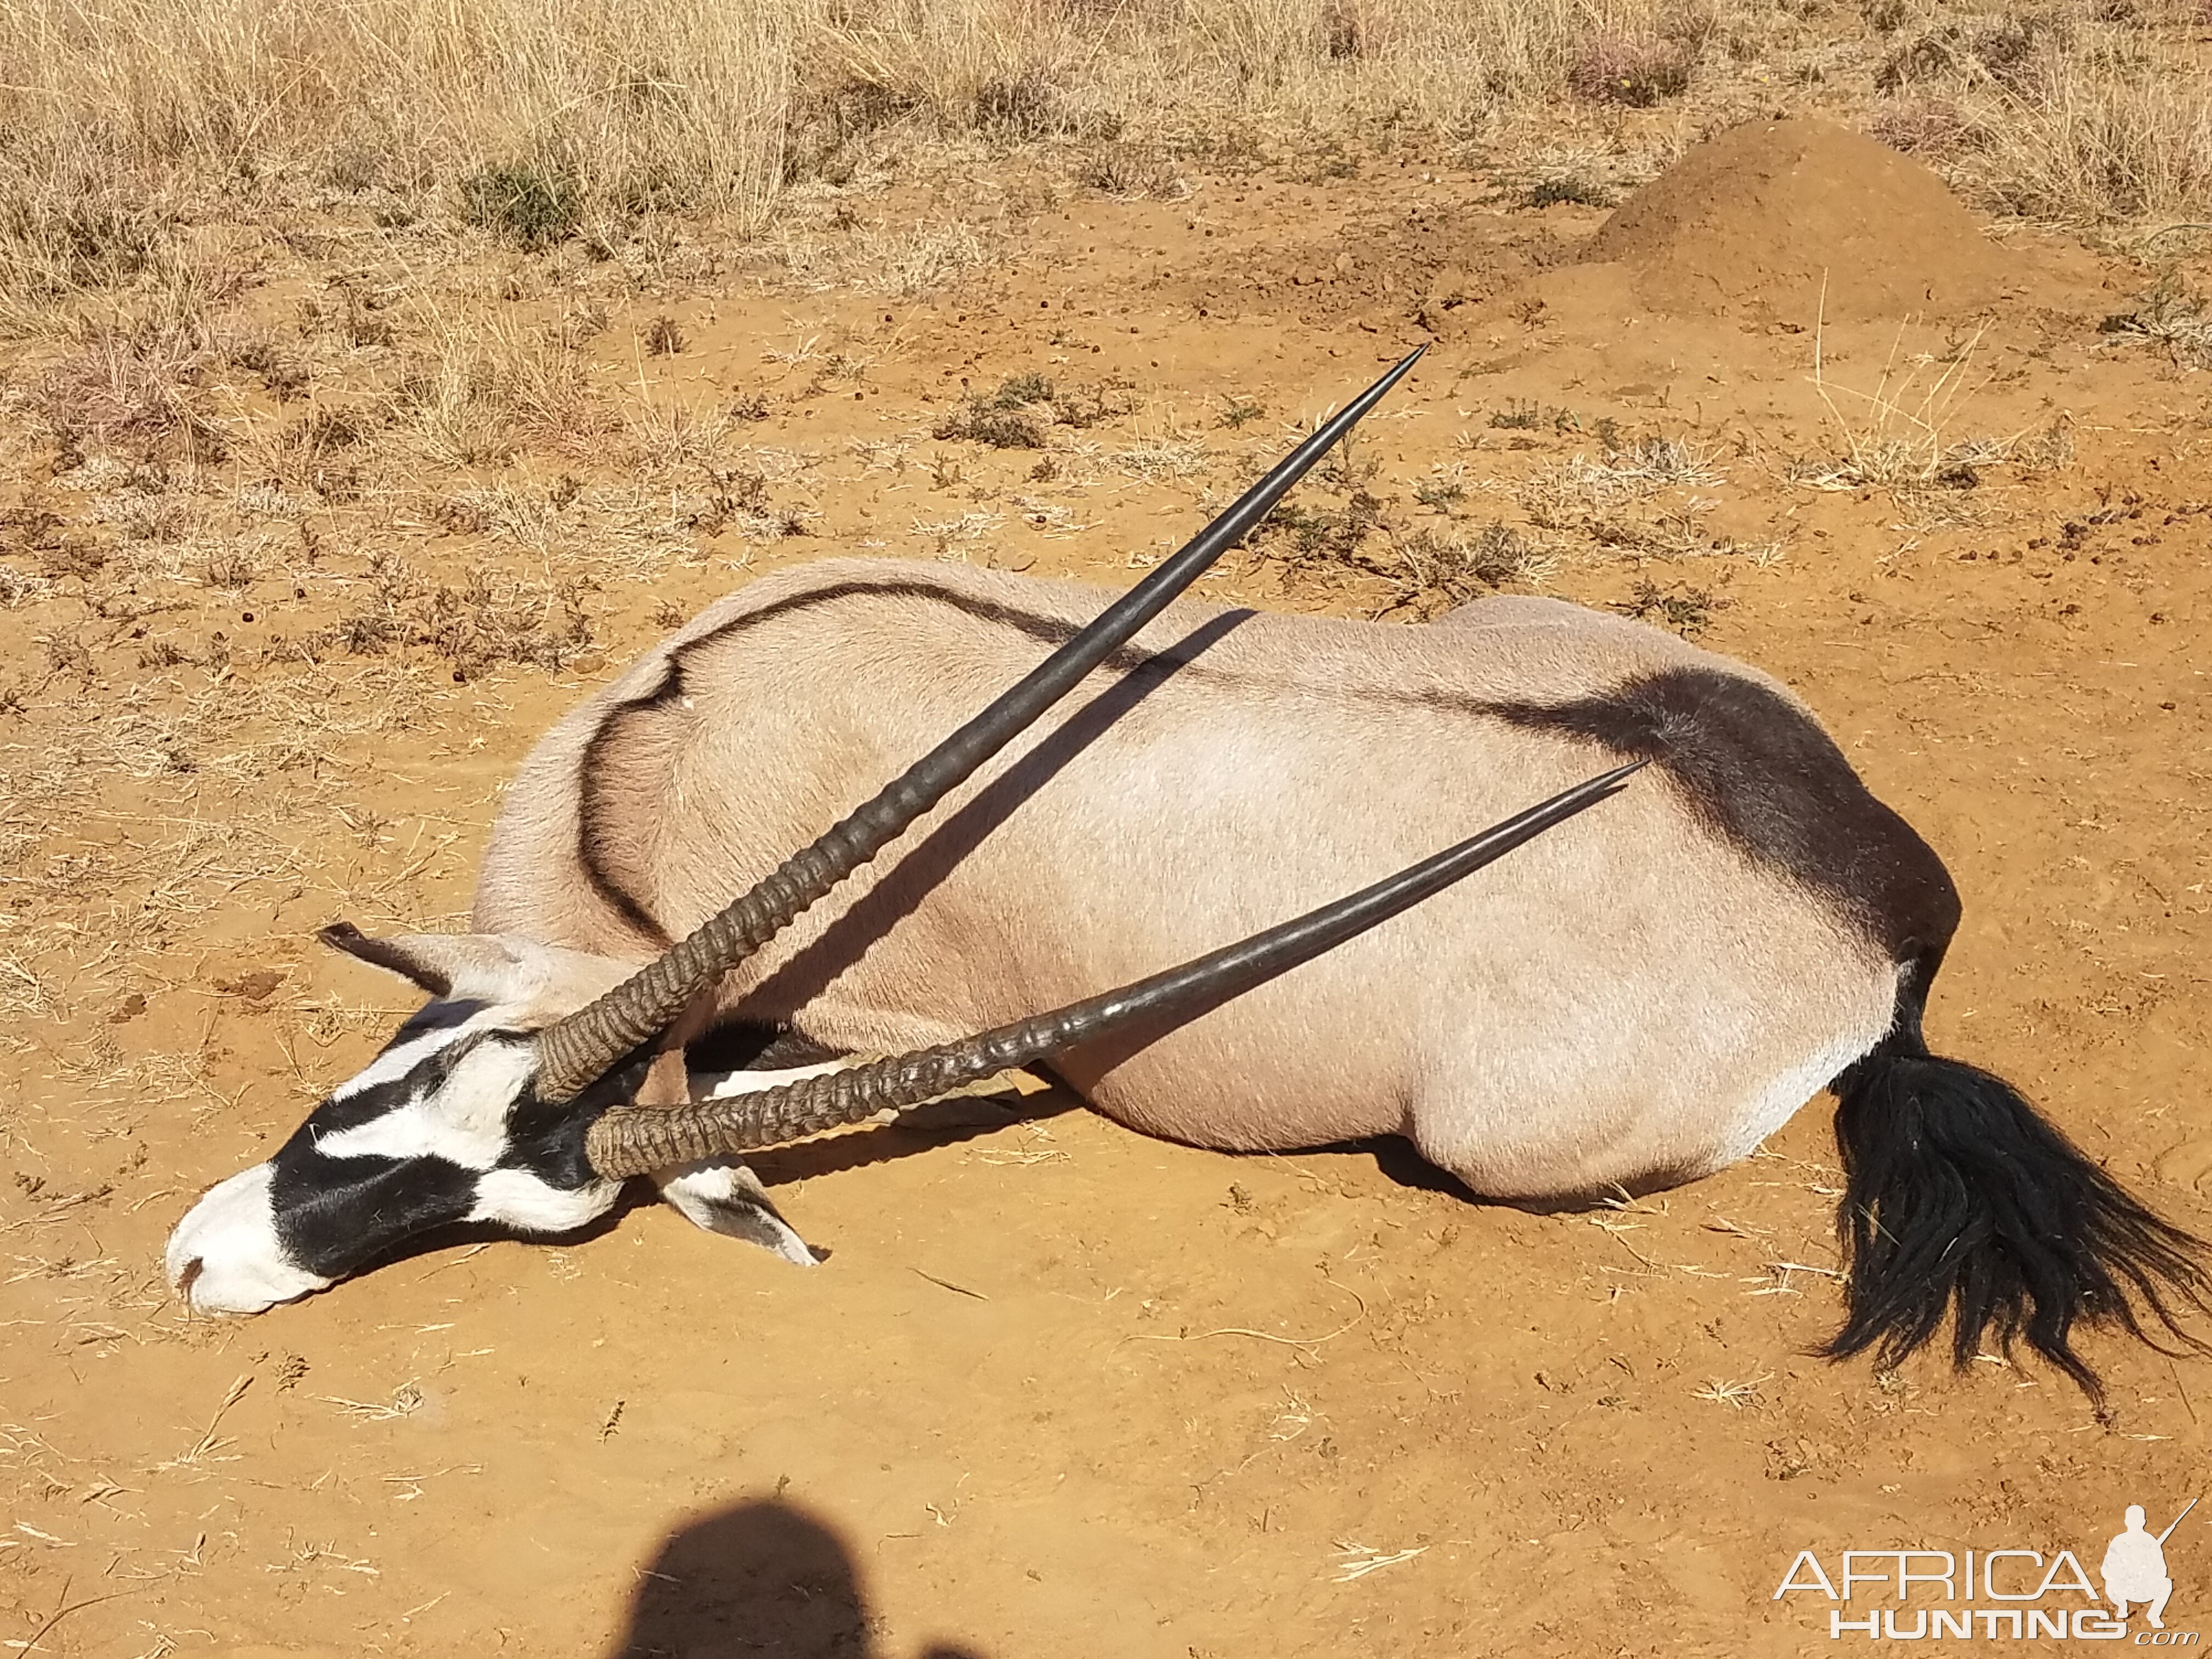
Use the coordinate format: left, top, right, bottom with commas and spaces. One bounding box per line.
1774, 1498, 2200, 1641
2106, 1501, 2196, 1630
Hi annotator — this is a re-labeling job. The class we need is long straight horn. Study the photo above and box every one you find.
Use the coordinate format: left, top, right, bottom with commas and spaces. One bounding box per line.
583, 761, 1644, 1176
535, 346, 1430, 1102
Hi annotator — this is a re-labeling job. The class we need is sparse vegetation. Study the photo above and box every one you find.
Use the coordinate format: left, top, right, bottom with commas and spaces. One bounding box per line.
1261, 493, 1387, 567
933, 372, 1131, 449
1491, 401, 1582, 434
1792, 326, 2013, 493
1391, 522, 1558, 610
1616, 575, 1729, 634
1567, 34, 1696, 106
1521, 436, 1722, 526
460, 162, 584, 250
299, 563, 595, 679
0, 0, 2206, 292
1078, 143, 1188, 200
2100, 276, 2212, 368
1525, 175, 1613, 208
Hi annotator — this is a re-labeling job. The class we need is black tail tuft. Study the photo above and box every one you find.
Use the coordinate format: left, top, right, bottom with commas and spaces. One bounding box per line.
1825, 1015, 2212, 1400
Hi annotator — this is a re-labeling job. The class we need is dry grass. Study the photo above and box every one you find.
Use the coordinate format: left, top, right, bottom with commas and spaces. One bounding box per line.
0, 0, 1633, 316
1787, 321, 2064, 496
0, 0, 2208, 336
2099, 273, 2212, 367
1871, 13, 2212, 226
1, 0, 797, 242
1506, 433, 1773, 564
1388, 522, 1560, 610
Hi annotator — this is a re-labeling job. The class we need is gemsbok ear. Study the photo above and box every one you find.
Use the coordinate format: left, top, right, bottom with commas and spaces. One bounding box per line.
316, 921, 631, 1007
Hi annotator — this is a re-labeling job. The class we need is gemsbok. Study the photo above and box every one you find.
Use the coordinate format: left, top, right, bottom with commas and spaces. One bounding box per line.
167, 348, 2208, 1397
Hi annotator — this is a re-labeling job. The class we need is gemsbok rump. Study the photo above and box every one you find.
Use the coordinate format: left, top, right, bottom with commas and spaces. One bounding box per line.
167, 349, 2208, 1397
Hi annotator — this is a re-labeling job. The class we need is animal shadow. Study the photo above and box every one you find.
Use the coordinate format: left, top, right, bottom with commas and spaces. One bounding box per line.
609, 1497, 990, 1659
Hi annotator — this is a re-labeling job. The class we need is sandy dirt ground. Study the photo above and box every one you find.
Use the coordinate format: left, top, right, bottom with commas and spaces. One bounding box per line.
5, 120, 2212, 1656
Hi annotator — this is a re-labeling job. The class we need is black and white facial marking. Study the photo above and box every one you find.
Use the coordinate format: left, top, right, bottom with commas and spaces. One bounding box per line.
166, 1001, 622, 1316
166, 987, 836, 1314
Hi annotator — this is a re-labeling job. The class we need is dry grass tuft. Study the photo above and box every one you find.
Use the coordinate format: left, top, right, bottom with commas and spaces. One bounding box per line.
1566, 32, 1696, 107
1692, 1373, 1770, 1408
2098, 274, 2212, 368
1387, 522, 1559, 611
1520, 436, 1723, 528
1077, 143, 1189, 200
33, 325, 225, 464
1792, 324, 2013, 492
391, 318, 603, 467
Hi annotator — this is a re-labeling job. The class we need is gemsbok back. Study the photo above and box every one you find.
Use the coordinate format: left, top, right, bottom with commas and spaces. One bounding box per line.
167, 348, 2209, 1398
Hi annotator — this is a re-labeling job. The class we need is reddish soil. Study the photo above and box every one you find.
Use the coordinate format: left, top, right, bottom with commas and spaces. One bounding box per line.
4, 122, 2211, 1657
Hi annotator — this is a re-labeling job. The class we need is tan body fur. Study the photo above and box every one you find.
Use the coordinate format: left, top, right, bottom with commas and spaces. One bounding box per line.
477, 559, 1898, 1200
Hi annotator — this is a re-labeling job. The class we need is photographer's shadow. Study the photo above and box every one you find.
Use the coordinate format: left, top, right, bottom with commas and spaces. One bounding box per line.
610, 1497, 989, 1659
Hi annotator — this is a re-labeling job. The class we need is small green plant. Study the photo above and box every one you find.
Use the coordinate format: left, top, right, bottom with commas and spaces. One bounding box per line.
461, 162, 584, 251
1616, 577, 1728, 635
937, 398, 1048, 449
974, 74, 1069, 139
1524, 176, 1611, 209
645, 316, 686, 357
1491, 402, 1543, 430
1318, 432, 1378, 492
1260, 493, 1385, 565
1078, 144, 1186, 200
933, 373, 1127, 449
1219, 396, 1267, 429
